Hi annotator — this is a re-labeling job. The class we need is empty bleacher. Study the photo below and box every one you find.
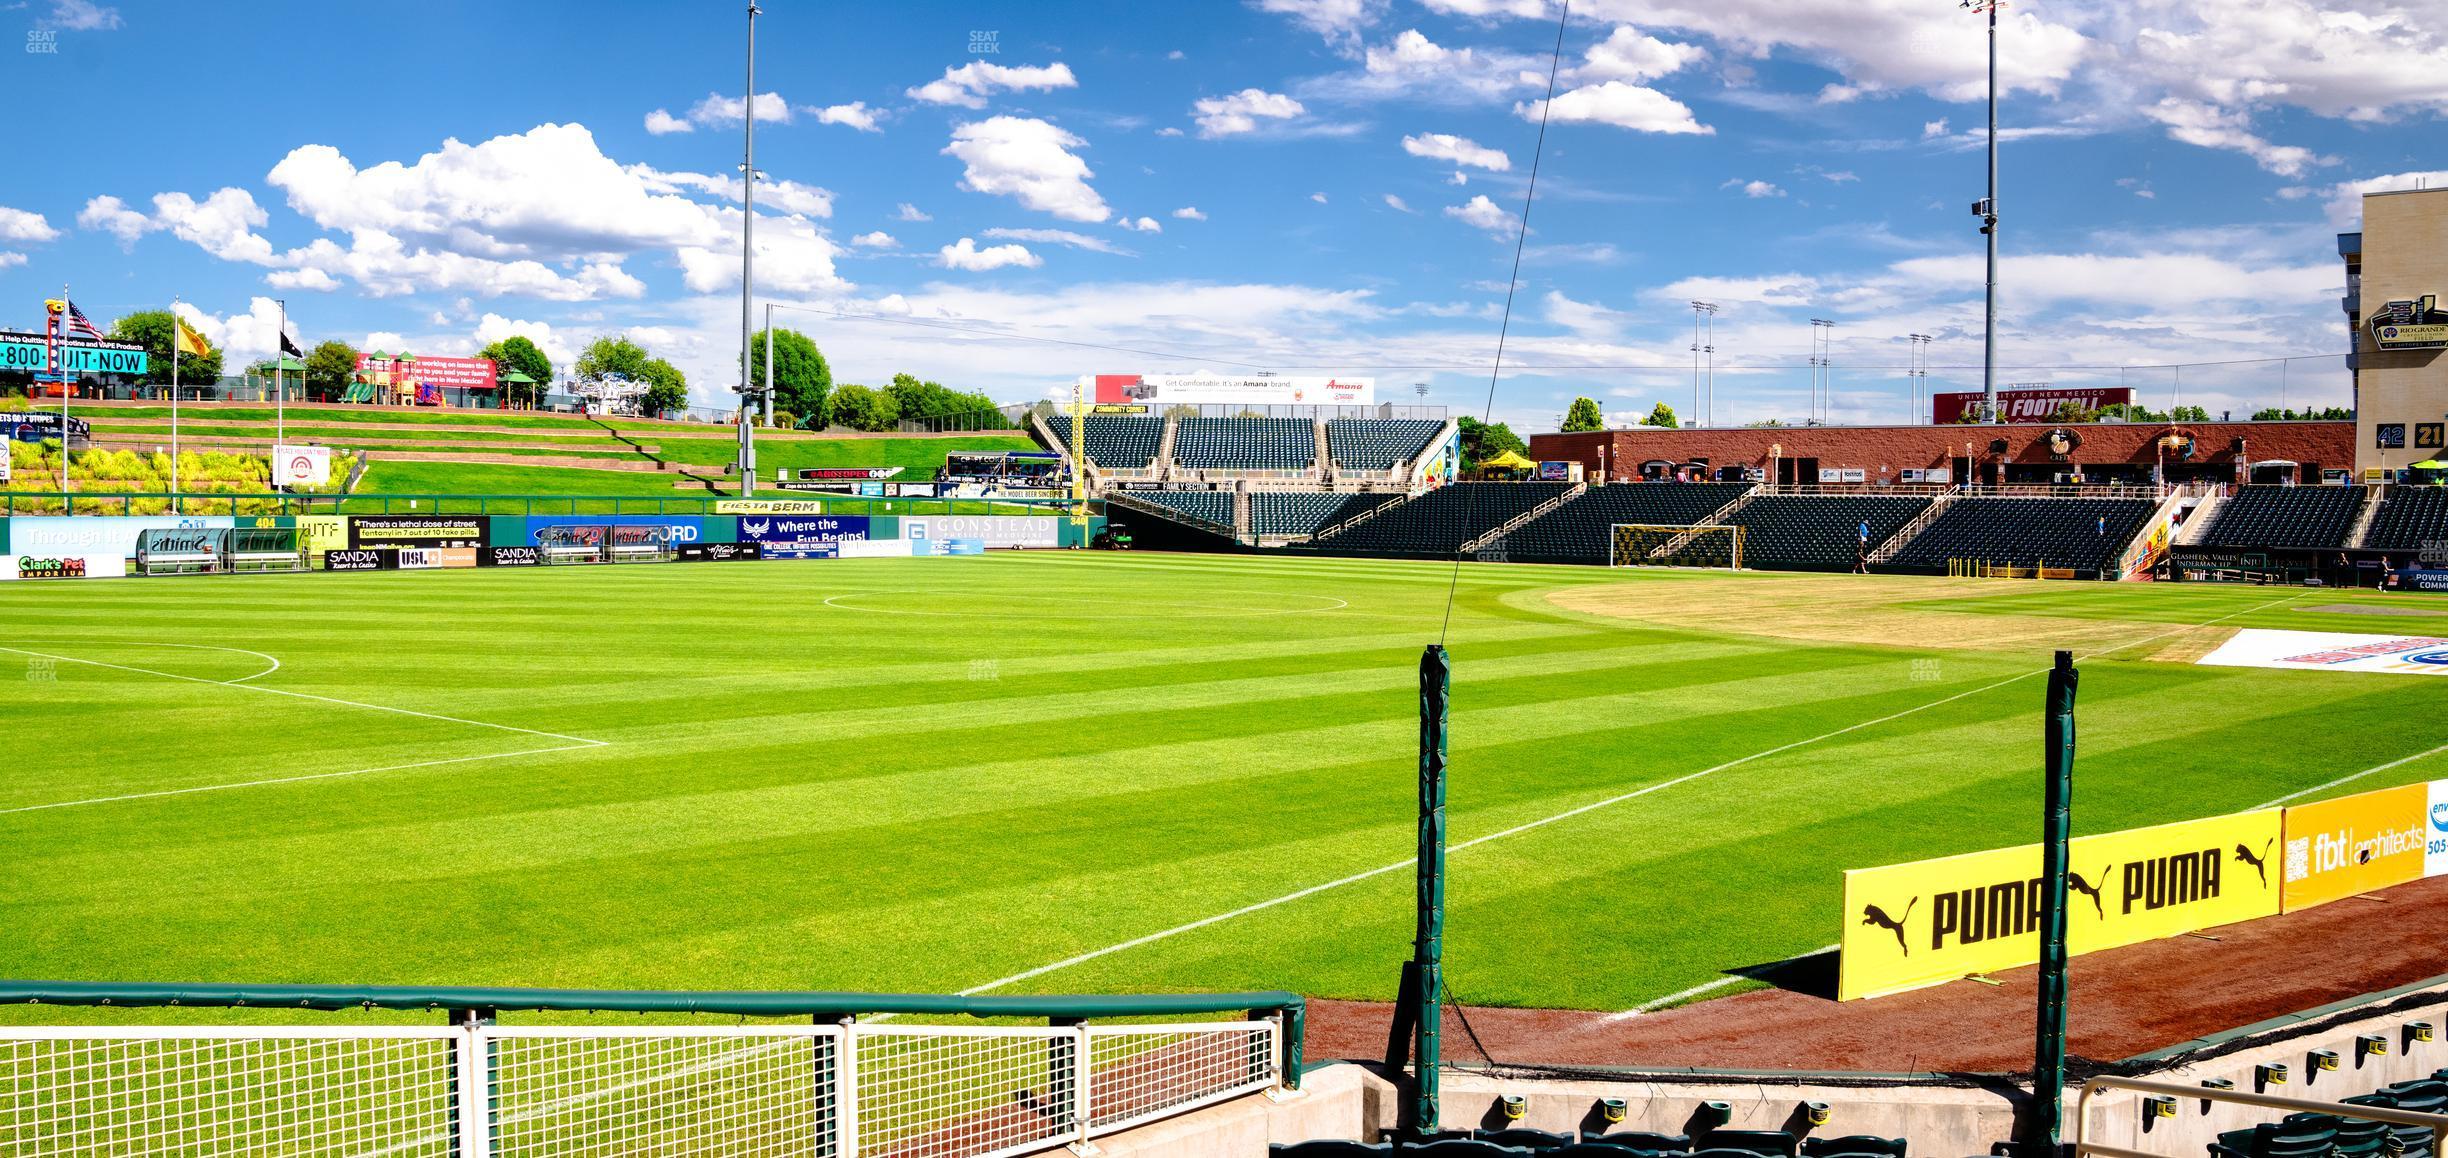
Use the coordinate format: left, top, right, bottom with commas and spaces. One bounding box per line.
1250, 492, 1401, 537
1174, 418, 1317, 472
1723, 495, 1931, 568
1126, 489, 1233, 529
2363, 487, 2448, 553
1270, 1126, 1883, 1158
1328, 419, 1445, 472
1045, 414, 1162, 469
1300, 482, 1573, 558
1493, 483, 1750, 565
2198, 484, 2364, 549
1886, 497, 2157, 573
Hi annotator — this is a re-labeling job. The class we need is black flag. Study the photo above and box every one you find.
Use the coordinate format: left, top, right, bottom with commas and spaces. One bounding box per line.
279, 328, 303, 358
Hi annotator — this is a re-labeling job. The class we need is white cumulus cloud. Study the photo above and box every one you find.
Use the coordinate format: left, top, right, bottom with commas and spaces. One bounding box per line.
1522, 80, 1711, 134
938, 237, 1042, 270
943, 116, 1110, 223
0, 207, 60, 243
1401, 132, 1510, 171
1191, 88, 1306, 137
907, 61, 1079, 108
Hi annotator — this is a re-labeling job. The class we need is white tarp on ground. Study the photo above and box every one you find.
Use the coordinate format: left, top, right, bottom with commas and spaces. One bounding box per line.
2197, 628, 2448, 675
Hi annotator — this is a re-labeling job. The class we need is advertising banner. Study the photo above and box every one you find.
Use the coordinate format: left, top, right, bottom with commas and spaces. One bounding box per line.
273, 444, 332, 487
355, 352, 497, 390
790, 467, 904, 480
323, 548, 396, 571
2197, 629, 2448, 676
0, 334, 147, 376
2280, 783, 2428, 912
1931, 387, 2135, 424
2, 516, 231, 580
717, 499, 831, 515
677, 542, 762, 562
1088, 373, 1374, 407
1838, 809, 2282, 1000
349, 515, 485, 549
519, 516, 725, 546
901, 515, 1061, 549
2429, 780, 2448, 880
737, 514, 869, 557
397, 546, 478, 569
0, 412, 91, 443
2384, 569, 2448, 593
292, 515, 347, 556
479, 546, 542, 567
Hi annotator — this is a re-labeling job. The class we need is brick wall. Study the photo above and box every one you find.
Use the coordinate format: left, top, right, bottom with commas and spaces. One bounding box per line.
1532, 421, 2355, 482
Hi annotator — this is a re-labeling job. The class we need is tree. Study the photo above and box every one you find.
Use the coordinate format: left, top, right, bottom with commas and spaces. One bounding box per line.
884, 371, 1006, 429
747, 328, 830, 425
478, 335, 554, 406
305, 339, 359, 398
2048, 400, 2099, 424
825, 383, 899, 431
2171, 405, 2210, 423
1561, 396, 1604, 432
1455, 415, 1525, 470
1640, 402, 1679, 429
575, 335, 652, 384
109, 310, 223, 386
638, 359, 688, 415
2095, 402, 2166, 423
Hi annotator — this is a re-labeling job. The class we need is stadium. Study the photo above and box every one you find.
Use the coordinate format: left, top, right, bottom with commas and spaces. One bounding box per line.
6, 4, 2448, 1158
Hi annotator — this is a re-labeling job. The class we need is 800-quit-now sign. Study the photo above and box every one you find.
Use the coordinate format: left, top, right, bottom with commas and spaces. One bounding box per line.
0, 332, 149, 375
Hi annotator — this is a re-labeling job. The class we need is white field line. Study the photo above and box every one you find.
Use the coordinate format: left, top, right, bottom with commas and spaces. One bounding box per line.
1, 643, 607, 814
2256, 740, 2448, 809
0, 645, 603, 745
955, 592, 2310, 1000
0, 746, 601, 816
1604, 943, 1841, 1021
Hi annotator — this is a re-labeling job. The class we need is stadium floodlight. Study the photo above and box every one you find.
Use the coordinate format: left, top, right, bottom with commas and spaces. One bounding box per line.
1963, 0, 2003, 424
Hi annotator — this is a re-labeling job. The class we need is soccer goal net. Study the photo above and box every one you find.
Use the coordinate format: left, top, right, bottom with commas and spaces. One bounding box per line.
1610, 523, 1744, 569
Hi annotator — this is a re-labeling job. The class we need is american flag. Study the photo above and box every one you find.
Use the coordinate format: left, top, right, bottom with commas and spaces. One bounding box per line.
62, 299, 106, 342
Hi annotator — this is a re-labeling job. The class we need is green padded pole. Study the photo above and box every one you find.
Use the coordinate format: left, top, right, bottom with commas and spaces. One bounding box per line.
2032, 649, 2078, 1157
1407, 644, 1451, 1138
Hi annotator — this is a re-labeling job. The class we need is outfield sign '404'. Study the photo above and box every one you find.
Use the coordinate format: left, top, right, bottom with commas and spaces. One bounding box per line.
0, 331, 149, 375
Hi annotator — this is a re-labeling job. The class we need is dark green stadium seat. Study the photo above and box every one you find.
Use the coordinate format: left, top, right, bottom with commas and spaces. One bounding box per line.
1887, 497, 2157, 573
1705, 1131, 1801, 1158
2201, 485, 2365, 549
2210, 1114, 2340, 1158
1696, 1148, 1788, 1158
2331, 1116, 2392, 1158
1551, 1146, 1650, 1158
1412, 1142, 1535, 1157
2370, 489, 2448, 552
1475, 1129, 1576, 1150
1591, 1133, 1691, 1153
1803, 1136, 1906, 1158
1328, 419, 1445, 472
1271, 1142, 1391, 1157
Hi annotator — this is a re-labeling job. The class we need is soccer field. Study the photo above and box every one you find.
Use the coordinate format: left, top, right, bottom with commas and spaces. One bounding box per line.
3, 555, 2442, 1019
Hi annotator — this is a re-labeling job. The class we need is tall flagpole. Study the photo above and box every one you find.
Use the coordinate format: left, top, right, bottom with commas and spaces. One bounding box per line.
52, 287, 67, 494
171, 300, 182, 502
275, 297, 287, 446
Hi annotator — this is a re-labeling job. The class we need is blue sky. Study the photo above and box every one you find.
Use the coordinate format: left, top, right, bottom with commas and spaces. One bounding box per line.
3, 0, 2444, 429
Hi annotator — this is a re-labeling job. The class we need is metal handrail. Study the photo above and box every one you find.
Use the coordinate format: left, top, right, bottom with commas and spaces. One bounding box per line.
2074, 1075, 2448, 1158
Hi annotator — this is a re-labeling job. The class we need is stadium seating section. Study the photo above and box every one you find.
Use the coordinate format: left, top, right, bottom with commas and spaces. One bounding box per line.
1251, 491, 1402, 537
1128, 489, 1233, 528
1886, 497, 2156, 572
2199, 485, 2364, 549
2363, 486, 2448, 554
1722, 495, 1932, 567
1329, 419, 1446, 472
1494, 483, 1751, 565
1301, 482, 1574, 557
1048, 415, 1162, 469
1175, 418, 1317, 471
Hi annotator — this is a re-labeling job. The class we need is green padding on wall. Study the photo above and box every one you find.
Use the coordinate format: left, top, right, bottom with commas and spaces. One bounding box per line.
869, 516, 897, 541
1058, 517, 1105, 548
701, 517, 738, 544
488, 515, 525, 547
0, 519, 9, 553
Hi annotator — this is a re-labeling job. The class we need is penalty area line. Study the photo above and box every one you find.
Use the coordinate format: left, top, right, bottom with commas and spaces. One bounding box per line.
0, 645, 606, 747
953, 592, 2310, 1000
0, 745, 602, 816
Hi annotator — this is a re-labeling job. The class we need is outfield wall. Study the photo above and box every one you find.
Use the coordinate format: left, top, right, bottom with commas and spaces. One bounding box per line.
1838, 779, 2448, 1000
0, 511, 1101, 580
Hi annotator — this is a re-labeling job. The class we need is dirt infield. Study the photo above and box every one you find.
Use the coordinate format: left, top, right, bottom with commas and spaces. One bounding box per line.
1308, 875, 2448, 1073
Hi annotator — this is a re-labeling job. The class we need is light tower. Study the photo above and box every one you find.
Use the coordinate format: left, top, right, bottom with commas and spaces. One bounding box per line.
1965, 0, 2003, 425
1689, 301, 1718, 427
1908, 333, 1935, 423
1809, 319, 1836, 424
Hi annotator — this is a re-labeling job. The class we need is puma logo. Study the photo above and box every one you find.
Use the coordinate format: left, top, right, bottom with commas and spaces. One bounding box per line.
2233, 839, 2274, 887
1861, 898, 1916, 955
2067, 866, 2109, 919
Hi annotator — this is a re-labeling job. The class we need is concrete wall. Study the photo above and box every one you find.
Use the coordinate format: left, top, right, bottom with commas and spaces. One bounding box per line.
1096, 980, 2448, 1157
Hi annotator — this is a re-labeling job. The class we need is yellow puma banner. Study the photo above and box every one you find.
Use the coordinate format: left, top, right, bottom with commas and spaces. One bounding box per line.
1839, 810, 2283, 1001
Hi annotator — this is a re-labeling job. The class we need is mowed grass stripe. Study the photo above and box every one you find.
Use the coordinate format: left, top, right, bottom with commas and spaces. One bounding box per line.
0, 557, 2437, 1017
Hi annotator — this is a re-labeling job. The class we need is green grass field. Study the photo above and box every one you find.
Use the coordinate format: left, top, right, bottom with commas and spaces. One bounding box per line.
3, 556, 2442, 1022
